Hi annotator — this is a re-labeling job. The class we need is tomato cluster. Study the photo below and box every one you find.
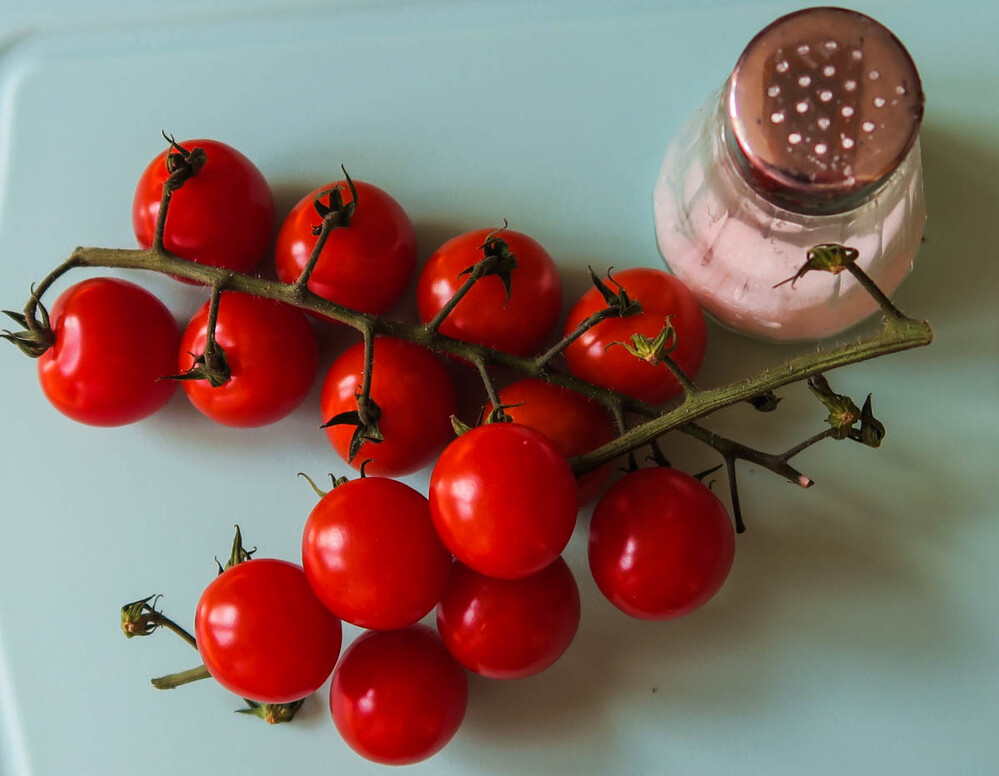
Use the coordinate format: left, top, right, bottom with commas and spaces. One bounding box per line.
36, 138, 737, 765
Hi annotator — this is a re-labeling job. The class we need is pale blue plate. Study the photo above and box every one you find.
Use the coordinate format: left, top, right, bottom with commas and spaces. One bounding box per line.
1, 1, 997, 774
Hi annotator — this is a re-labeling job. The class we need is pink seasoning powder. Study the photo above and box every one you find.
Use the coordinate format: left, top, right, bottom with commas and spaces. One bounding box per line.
653, 8, 927, 342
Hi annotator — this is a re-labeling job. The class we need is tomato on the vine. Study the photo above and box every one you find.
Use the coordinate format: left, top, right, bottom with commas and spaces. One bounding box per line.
416, 228, 562, 356
302, 477, 452, 630
563, 267, 706, 404
195, 558, 342, 704
321, 336, 457, 475
133, 139, 274, 275
275, 180, 417, 315
37, 278, 179, 426
429, 423, 578, 580
178, 292, 318, 428
436, 558, 580, 679
588, 466, 735, 620
490, 378, 616, 504
330, 625, 467, 765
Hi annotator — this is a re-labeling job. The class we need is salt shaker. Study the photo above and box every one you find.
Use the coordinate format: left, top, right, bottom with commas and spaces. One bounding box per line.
653, 7, 926, 341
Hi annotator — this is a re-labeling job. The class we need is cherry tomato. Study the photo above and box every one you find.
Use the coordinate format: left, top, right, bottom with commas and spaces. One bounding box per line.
195, 558, 342, 704
490, 378, 616, 504
429, 423, 578, 580
133, 139, 274, 275
588, 467, 735, 620
302, 477, 452, 630
563, 267, 706, 404
178, 292, 318, 428
321, 336, 457, 476
436, 558, 580, 679
330, 625, 467, 765
275, 180, 417, 315
416, 228, 562, 356
37, 278, 179, 426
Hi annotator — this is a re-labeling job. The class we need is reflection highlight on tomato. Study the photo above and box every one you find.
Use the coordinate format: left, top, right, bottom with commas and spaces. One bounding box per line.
275, 180, 417, 315
437, 558, 580, 679
195, 558, 342, 704
132, 138, 274, 275
302, 477, 452, 630
563, 267, 706, 404
490, 378, 616, 504
429, 423, 578, 580
417, 228, 562, 356
37, 278, 179, 426
589, 467, 735, 620
330, 625, 467, 765
321, 336, 457, 475
178, 292, 318, 427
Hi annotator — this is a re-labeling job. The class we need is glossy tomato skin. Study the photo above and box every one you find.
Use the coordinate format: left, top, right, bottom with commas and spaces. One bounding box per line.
563, 268, 706, 404
416, 228, 562, 356
302, 477, 452, 630
275, 180, 416, 315
436, 558, 580, 679
195, 558, 342, 704
429, 423, 578, 580
133, 139, 274, 275
179, 292, 318, 428
491, 378, 616, 505
321, 336, 457, 475
330, 625, 467, 765
589, 467, 735, 620
37, 278, 179, 426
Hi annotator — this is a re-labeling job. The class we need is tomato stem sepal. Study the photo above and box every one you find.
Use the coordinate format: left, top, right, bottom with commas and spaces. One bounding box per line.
1, 306, 55, 358
121, 595, 164, 639
215, 525, 257, 575
320, 395, 384, 462
163, 346, 232, 388
237, 698, 306, 725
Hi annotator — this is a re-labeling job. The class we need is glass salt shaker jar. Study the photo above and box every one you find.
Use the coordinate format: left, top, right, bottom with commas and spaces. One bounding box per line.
653, 7, 926, 341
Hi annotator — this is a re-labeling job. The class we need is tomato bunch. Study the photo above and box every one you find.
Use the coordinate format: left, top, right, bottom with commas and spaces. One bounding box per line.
29, 137, 738, 765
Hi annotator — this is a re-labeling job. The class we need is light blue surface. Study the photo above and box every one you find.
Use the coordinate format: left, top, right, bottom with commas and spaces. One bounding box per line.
0, 1, 997, 774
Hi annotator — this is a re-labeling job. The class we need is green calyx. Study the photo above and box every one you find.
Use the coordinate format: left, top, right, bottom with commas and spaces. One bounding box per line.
774, 243, 860, 289
588, 266, 642, 318
311, 166, 358, 236
237, 699, 305, 725
459, 221, 519, 300
162, 132, 207, 192
120, 595, 162, 638
605, 318, 677, 365
321, 393, 384, 462
1, 302, 54, 358
215, 525, 256, 575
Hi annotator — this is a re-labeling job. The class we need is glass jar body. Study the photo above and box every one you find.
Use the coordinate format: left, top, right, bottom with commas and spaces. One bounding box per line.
652, 90, 925, 342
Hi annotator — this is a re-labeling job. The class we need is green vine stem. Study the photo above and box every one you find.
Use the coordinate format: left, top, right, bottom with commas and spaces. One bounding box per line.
13, 241, 933, 493
151, 664, 210, 690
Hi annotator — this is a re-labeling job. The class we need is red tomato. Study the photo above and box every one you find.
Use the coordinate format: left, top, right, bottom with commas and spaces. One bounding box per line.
302, 477, 452, 630
588, 467, 735, 620
429, 423, 578, 580
436, 558, 580, 679
321, 336, 457, 476
490, 378, 616, 504
274, 180, 416, 315
133, 139, 274, 275
330, 625, 467, 765
195, 558, 342, 704
178, 292, 318, 428
37, 278, 179, 426
563, 268, 706, 404
416, 228, 562, 356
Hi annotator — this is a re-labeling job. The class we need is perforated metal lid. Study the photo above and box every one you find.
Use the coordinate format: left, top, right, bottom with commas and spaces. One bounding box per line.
725, 6, 924, 214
